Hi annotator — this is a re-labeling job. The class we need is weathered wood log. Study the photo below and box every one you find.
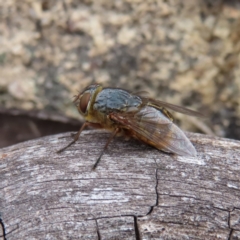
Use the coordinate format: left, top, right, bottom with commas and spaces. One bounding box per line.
0, 130, 240, 240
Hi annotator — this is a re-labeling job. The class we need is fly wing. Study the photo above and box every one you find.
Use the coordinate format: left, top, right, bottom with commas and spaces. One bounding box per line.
143, 98, 205, 118
131, 91, 149, 98
110, 106, 197, 157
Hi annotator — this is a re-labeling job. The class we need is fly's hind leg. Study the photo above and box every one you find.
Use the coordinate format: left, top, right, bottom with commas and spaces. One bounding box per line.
92, 128, 119, 170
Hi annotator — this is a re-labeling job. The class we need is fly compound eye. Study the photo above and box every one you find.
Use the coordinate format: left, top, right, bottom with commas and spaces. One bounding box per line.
79, 92, 91, 114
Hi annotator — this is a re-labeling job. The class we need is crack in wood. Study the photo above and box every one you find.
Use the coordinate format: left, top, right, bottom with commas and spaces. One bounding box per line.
0, 218, 6, 240
230, 207, 240, 211
227, 207, 240, 239
228, 211, 233, 240
228, 229, 234, 240
131, 168, 159, 239
87, 214, 147, 221
146, 168, 159, 216
89, 214, 152, 239
95, 219, 101, 240
134, 216, 140, 240
212, 206, 232, 212
90, 215, 141, 239
3, 223, 19, 239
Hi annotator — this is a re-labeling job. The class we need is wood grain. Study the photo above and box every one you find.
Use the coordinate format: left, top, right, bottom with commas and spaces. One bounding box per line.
0, 130, 240, 239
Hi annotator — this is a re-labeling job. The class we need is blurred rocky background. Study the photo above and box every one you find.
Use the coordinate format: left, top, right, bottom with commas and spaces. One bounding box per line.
0, 0, 239, 148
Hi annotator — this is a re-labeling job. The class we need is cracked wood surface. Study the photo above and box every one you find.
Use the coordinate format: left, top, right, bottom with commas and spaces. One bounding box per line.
0, 129, 240, 240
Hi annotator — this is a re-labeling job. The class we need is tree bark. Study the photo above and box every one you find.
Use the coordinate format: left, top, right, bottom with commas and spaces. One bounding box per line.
0, 130, 240, 240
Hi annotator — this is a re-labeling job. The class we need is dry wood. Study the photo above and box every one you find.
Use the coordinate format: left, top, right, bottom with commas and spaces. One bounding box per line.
0, 130, 240, 240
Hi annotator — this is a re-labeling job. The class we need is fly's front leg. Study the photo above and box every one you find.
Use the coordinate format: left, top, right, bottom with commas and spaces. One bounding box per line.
57, 122, 102, 153
92, 128, 119, 170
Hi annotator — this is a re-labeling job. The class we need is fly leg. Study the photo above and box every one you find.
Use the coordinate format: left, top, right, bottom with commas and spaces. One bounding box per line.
57, 122, 103, 153
92, 128, 119, 170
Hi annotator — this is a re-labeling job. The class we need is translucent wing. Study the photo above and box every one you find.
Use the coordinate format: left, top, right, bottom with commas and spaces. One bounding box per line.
142, 98, 205, 118
131, 91, 149, 98
110, 106, 197, 157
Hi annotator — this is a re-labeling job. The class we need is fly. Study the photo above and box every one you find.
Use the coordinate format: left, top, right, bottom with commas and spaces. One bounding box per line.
57, 84, 204, 169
